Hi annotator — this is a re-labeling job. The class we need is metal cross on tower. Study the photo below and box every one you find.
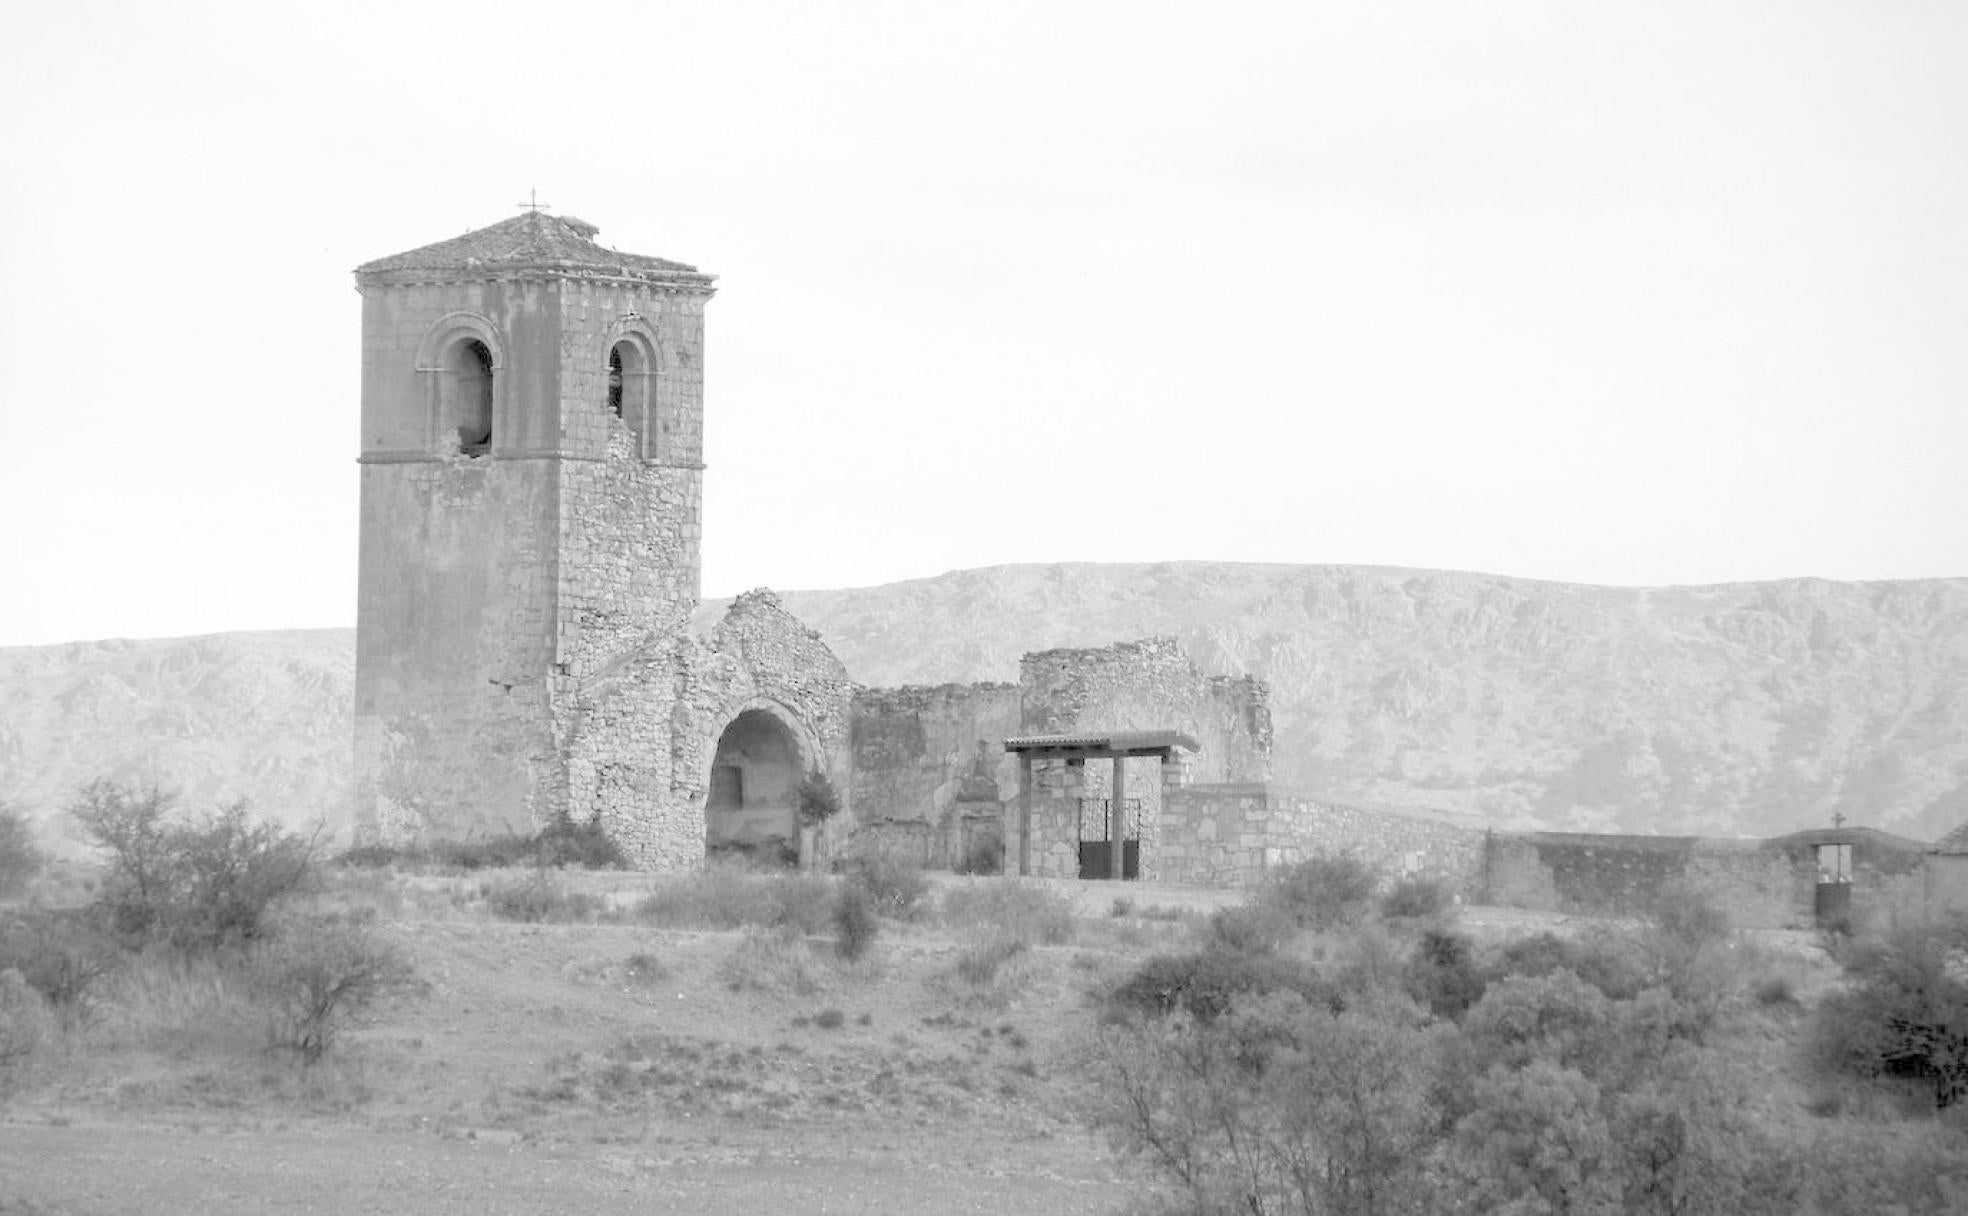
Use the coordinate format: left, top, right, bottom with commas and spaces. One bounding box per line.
517, 189, 551, 213
1832, 812, 1847, 830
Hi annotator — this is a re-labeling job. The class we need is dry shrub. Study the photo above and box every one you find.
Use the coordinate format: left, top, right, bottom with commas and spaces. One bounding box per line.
1258, 853, 1379, 931
1202, 903, 1296, 955
834, 883, 879, 961
1106, 949, 1330, 1024
718, 928, 822, 995
842, 855, 928, 921
634, 865, 833, 933
956, 938, 1028, 986
938, 881, 1075, 948
483, 871, 601, 923
0, 968, 54, 1085
0, 910, 120, 1027
1381, 875, 1454, 922
254, 915, 416, 1065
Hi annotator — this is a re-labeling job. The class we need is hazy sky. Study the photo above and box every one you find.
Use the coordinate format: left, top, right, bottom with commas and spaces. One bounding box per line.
2, 1, 1962, 646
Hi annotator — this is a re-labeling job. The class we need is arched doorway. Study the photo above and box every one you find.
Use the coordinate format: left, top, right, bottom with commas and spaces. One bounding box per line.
705, 708, 804, 865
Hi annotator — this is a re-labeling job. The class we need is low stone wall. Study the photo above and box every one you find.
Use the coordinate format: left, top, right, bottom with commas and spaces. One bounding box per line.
1151, 785, 1487, 889
1479, 827, 1930, 928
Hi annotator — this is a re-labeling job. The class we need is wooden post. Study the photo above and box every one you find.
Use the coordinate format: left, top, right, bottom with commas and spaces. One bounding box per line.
1017, 752, 1033, 877
1110, 755, 1127, 881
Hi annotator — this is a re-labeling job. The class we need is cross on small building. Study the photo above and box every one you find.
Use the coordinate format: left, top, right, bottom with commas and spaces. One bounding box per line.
1832, 812, 1847, 830
517, 189, 551, 213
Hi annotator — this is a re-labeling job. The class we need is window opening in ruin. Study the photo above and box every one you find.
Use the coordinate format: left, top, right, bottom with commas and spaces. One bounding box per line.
607, 347, 624, 417
1817, 842, 1853, 884
444, 338, 494, 455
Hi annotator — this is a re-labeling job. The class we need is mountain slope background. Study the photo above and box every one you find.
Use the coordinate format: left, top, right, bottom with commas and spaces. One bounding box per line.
5, 564, 1965, 846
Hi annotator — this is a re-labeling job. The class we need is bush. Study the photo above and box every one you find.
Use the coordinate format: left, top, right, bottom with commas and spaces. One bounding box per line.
70, 782, 319, 949
0, 968, 54, 1081
254, 915, 415, 1065
1202, 903, 1296, 956
1407, 927, 1486, 1020
797, 770, 841, 829
530, 811, 629, 870
955, 937, 1028, 986
842, 855, 928, 921
0, 909, 120, 1024
0, 804, 45, 898
1257, 853, 1379, 931
1812, 915, 1968, 1109
1107, 950, 1331, 1024
1381, 875, 1453, 921
833, 883, 878, 961
338, 811, 628, 872
483, 872, 600, 923
718, 927, 822, 994
938, 882, 1075, 947
634, 864, 834, 934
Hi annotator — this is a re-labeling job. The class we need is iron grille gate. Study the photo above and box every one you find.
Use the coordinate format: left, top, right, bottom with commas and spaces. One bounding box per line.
1078, 797, 1142, 880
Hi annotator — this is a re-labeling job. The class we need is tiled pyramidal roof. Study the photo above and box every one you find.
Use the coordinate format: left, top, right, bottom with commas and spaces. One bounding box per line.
355, 212, 711, 286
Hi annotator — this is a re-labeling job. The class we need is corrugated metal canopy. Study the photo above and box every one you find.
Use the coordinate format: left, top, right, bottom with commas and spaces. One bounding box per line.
1003, 729, 1199, 755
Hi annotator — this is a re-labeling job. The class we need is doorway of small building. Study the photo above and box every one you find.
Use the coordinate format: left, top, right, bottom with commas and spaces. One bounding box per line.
1078, 796, 1141, 880
705, 709, 803, 867
1815, 842, 1854, 930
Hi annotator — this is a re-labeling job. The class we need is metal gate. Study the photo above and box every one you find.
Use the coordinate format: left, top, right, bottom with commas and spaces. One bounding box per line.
1078, 797, 1141, 880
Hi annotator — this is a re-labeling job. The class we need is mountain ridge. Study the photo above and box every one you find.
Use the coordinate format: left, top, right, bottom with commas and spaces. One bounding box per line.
5, 564, 1964, 845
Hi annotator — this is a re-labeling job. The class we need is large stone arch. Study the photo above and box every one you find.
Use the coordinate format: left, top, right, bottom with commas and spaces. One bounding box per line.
702, 697, 821, 865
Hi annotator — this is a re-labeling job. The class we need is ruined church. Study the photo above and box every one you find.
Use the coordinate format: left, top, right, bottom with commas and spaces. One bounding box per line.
351, 210, 1273, 876
349, 210, 1948, 928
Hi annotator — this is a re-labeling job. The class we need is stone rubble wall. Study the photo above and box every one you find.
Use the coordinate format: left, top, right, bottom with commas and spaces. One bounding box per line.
847, 682, 1021, 868
566, 589, 853, 869
1150, 786, 1488, 888
1020, 636, 1272, 783
1482, 828, 1929, 927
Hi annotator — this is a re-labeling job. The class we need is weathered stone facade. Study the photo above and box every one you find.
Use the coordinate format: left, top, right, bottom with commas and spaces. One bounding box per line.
352, 214, 849, 867
848, 636, 1278, 879
351, 213, 1924, 905
846, 682, 1021, 868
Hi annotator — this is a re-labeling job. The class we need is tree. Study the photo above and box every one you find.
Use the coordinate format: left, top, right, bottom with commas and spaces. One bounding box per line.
70, 781, 318, 949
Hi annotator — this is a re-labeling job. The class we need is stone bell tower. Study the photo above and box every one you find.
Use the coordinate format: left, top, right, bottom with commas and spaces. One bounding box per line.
351, 210, 716, 842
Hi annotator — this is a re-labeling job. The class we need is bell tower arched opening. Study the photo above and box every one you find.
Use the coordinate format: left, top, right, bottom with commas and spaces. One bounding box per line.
439, 337, 494, 454
705, 708, 804, 866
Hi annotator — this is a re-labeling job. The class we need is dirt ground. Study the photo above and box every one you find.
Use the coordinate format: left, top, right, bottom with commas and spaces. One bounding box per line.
0, 873, 1832, 1215
0, 875, 1203, 1215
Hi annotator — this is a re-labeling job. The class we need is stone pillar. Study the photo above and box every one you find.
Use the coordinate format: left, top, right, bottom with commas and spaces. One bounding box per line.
1016, 752, 1033, 877
1110, 755, 1127, 881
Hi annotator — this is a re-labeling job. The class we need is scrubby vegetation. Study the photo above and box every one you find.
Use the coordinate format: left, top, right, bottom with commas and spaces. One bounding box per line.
1089, 853, 1968, 1216
336, 807, 628, 872
6, 826, 1966, 1210
1, 780, 414, 1092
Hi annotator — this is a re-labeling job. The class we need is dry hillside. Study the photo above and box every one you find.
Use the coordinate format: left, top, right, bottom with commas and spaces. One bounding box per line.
3, 564, 1966, 842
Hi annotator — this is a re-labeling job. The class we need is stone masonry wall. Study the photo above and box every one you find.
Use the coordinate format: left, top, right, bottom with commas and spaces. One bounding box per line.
1149, 790, 1479, 885
1020, 637, 1272, 783
1480, 828, 1929, 927
565, 589, 852, 870
848, 682, 1021, 868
